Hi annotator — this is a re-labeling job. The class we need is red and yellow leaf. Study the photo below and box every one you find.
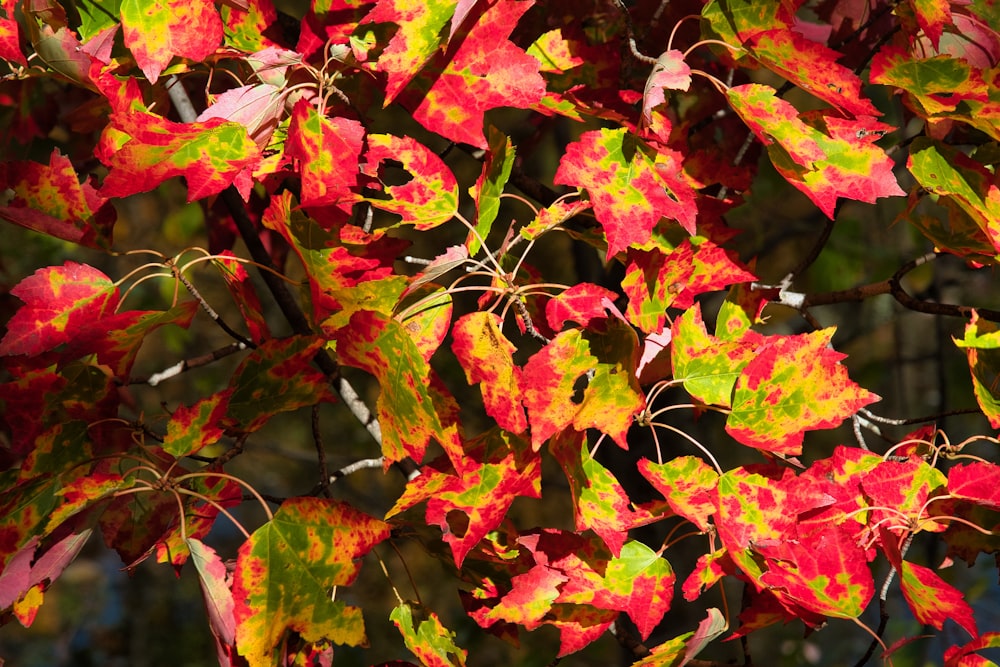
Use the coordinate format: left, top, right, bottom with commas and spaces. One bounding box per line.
334, 310, 466, 471
286, 99, 365, 209
100, 111, 261, 201
405, 0, 544, 149
233, 499, 391, 667
703, 0, 878, 116
638, 456, 719, 532
451, 311, 527, 434
551, 430, 637, 556
0, 149, 115, 249
554, 127, 696, 258
388, 429, 541, 567
0, 262, 117, 357
727, 84, 903, 217
726, 328, 880, 456
364, 0, 457, 101
120, 0, 223, 83
363, 134, 458, 228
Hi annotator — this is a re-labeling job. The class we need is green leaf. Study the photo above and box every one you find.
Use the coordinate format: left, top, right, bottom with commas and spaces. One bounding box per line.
391, 601, 468, 667
233, 499, 391, 667
908, 138, 1000, 257
468, 125, 515, 255
670, 303, 762, 408
554, 127, 696, 258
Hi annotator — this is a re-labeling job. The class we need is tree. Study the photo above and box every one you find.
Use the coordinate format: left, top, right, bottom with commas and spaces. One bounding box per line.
3, 0, 1000, 664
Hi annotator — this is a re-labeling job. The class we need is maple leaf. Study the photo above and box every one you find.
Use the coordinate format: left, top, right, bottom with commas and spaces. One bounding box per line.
551, 430, 637, 556
212, 251, 270, 344
403, 0, 545, 149
120, 0, 223, 83
670, 302, 763, 408
725, 328, 880, 456
99, 111, 261, 202
286, 99, 365, 209
703, 0, 879, 116
451, 311, 528, 434
187, 538, 237, 656
726, 84, 903, 217
0, 149, 116, 249
554, 127, 696, 258
233, 499, 390, 667
363, 0, 457, 101
468, 125, 515, 255
164, 393, 231, 457
522, 322, 644, 451
544, 283, 621, 332
387, 428, 541, 567
334, 310, 466, 472
642, 50, 691, 126
390, 601, 468, 667
0, 0, 25, 66
0, 262, 117, 357
860, 458, 948, 536
954, 311, 1000, 426
224, 336, 337, 433
638, 456, 719, 532
909, 140, 1000, 257
363, 134, 459, 228
623, 239, 755, 334
221, 0, 281, 52
880, 527, 978, 638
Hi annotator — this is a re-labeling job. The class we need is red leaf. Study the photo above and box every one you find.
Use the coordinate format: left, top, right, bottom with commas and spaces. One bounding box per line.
451, 311, 528, 434
286, 99, 364, 208
100, 111, 261, 201
0, 149, 116, 249
0, 262, 117, 357
405, 0, 544, 148
545, 283, 620, 332
388, 429, 541, 567
725, 328, 880, 456
120, 0, 223, 83
948, 462, 1000, 510
187, 538, 237, 650
554, 127, 697, 258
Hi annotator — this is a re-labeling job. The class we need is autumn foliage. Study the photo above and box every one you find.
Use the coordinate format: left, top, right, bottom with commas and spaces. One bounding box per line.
4, 0, 1000, 665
